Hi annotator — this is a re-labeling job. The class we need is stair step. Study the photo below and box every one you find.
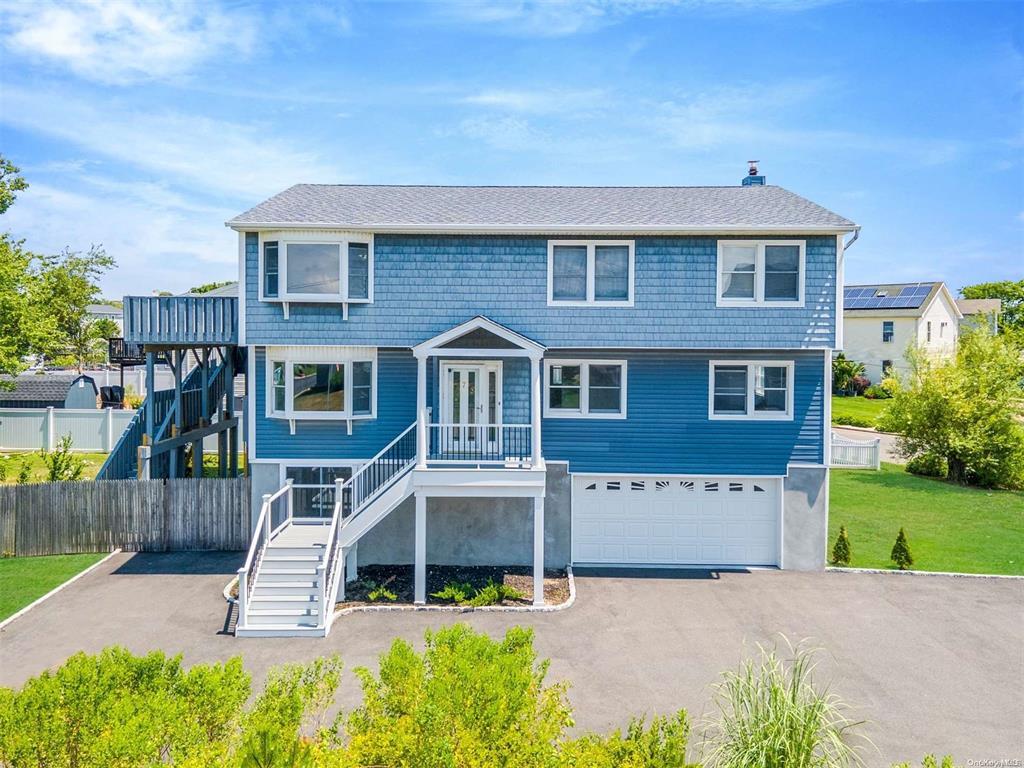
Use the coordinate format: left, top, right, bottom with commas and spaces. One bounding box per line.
262, 554, 323, 562
256, 572, 321, 582
253, 580, 319, 591
266, 545, 326, 557
250, 597, 320, 610
246, 608, 320, 626
257, 566, 320, 576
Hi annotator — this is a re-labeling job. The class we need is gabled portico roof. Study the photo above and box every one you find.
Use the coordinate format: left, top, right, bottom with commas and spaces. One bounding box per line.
412, 316, 545, 359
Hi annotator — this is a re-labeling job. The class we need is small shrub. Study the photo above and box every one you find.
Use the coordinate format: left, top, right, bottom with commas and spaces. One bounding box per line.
466, 578, 524, 606
364, 579, 398, 602
832, 414, 875, 429
0, 461, 6, 483
891, 528, 914, 570
16, 461, 31, 484
850, 374, 871, 395
431, 580, 474, 603
880, 375, 900, 397
703, 640, 863, 768
831, 526, 851, 566
560, 711, 694, 768
1, 550, 13, 559
891, 756, 960, 768
38, 435, 85, 482
863, 384, 890, 400
906, 453, 947, 478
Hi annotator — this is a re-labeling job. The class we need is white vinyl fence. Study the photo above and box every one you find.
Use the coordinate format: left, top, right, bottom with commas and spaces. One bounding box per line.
830, 431, 881, 470
0, 407, 137, 452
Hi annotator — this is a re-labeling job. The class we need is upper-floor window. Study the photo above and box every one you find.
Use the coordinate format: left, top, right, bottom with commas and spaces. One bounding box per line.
543, 359, 627, 418
882, 321, 894, 343
926, 321, 932, 342
268, 357, 376, 421
716, 241, 805, 307
260, 235, 373, 304
547, 241, 634, 307
940, 321, 947, 339
709, 360, 794, 420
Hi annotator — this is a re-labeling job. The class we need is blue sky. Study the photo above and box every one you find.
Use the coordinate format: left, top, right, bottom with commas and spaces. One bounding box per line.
1, 0, 1021, 298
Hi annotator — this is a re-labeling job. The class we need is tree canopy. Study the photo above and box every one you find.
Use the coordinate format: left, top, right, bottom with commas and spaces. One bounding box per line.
0, 156, 28, 215
961, 279, 1024, 338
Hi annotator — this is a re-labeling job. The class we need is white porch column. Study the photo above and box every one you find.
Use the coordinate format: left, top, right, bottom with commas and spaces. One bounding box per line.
530, 354, 542, 467
416, 354, 428, 468
346, 543, 358, 582
414, 493, 426, 604
533, 495, 545, 606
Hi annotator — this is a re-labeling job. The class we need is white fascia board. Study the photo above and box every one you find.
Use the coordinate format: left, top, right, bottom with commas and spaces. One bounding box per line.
226, 222, 857, 235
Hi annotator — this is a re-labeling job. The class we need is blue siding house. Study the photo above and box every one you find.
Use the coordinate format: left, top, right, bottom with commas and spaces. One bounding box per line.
211, 171, 857, 635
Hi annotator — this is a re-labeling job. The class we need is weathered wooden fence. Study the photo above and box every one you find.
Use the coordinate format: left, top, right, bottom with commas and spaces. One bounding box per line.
0, 478, 250, 556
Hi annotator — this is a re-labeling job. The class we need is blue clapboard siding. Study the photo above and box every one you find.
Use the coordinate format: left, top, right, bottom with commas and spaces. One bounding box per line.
254, 349, 532, 459
254, 347, 824, 472
542, 350, 825, 475
244, 235, 837, 349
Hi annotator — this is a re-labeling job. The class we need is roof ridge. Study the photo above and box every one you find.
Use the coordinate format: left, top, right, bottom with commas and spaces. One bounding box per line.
294, 183, 779, 189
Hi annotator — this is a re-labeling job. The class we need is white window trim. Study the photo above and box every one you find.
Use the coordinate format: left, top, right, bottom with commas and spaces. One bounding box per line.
715, 240, 805, 308
266, 349, 377, 422
547, 240, 635, 307
543, 359, 627, 419
258, 231, 374, 305
882, 320, 894, 343
708, 360, 795, 421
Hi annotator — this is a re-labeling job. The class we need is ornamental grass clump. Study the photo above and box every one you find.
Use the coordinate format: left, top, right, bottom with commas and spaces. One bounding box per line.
831, 526, 852, 567
703, 640, 864, 768
891, 528, 914, 571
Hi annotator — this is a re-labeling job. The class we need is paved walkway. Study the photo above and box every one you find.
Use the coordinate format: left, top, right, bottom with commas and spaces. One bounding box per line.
1, 552, 1021, 765
833, 426, 903, 464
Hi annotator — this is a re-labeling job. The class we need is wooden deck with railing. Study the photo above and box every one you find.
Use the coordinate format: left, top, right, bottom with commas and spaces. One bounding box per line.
123, 295, 238, 345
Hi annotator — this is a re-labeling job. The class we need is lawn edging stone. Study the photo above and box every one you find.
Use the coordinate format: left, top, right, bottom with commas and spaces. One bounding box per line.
0, 549, 122, 631
827, 566, 1024, 580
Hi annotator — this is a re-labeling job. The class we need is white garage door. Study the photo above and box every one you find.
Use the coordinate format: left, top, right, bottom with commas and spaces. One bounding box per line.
572, 475, 781, 566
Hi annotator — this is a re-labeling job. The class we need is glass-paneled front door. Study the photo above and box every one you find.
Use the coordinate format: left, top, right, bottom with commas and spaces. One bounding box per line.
440, 362, 501, 458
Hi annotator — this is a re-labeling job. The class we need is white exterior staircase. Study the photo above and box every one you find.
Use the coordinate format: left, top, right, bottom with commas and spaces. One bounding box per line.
235, 422, 418, 638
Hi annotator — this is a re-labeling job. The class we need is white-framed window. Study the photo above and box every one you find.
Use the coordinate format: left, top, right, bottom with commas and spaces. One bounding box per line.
543, 359, 627, 419
280, 463, 360, 518
708, 360, 794, 420
926, 321, 932, 342
547, 240, 634, 307
882, 320, 894, 343
266, 354, 376, 421
716, 240, 805, 307
259, 233, 373, 304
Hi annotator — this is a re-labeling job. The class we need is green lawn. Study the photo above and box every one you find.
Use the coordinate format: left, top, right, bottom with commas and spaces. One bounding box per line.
831, 395, 889, 428
0, 451, 108, 484
0, 553, 109, 620
829, 463, 1024, 575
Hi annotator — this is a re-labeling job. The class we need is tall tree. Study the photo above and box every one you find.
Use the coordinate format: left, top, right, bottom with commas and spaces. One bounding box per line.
961, 279, 1024, 338
0, 236, 56, 384
0, 155, 28, 215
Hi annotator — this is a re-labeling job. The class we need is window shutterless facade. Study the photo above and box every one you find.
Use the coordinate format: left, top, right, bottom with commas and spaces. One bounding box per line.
543, 360, 627, 418
267, 357, 376, 420
708, 360, 794, 420
259, 233, 373, 303
716, 241, 805, 307
547, 241, 634, 307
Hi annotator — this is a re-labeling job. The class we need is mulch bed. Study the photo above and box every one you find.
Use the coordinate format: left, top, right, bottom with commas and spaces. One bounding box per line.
336, 564, 570, 610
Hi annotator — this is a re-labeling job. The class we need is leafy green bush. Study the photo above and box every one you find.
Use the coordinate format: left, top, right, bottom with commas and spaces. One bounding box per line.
863, 384, 890, 400
560, 712, 696, 768
832, 413, 876, 429
0, 647, 250, 766
892, 756, 960, 768
38, 434, 84, 482
702, 641, 863, 768
831, 526, 852, 566
431, 580, 474, 603
364, 580, 398, 602
16, 460, 30, 484
906, 453, 946, 478
343, 624, 572, 767
466, 578, 525, 606
891, 528, 914, 570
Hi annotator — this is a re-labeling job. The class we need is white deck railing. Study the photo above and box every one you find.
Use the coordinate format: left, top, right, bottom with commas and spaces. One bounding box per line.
236, 481, 293, 627
831, 431, 881, 470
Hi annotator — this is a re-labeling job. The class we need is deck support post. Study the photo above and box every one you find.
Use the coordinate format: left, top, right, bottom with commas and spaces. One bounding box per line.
415, 354, 428, 468
414, 493, 426, 604
226, 349, 237, 477
170, 350, 183, 478
530, 353, 542, 467
145, 352, 155, 440
533, 495, 545, 606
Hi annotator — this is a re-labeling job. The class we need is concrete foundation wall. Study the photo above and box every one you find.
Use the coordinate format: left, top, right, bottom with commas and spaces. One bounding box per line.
783, 465, 828, 571
355, 462, 572, 568
249, 462, 282, 532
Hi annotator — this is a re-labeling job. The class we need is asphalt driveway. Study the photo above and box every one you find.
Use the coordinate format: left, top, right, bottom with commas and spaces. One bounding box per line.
1, 552, 1021, 765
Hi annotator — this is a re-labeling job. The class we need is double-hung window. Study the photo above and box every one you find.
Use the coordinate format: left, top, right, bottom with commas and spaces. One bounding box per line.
260, 234, 373, 304
544, 360, 627, 418
717, 241, 804, 306
548, 241, 634, 306
882, 321, 894, 343
709, 361, 794, 420
268, 356, 376, 421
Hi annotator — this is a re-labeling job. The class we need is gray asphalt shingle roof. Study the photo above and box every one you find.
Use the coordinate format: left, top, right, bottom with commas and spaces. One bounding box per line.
227, 184, 856, 231
0, 375, 83, 404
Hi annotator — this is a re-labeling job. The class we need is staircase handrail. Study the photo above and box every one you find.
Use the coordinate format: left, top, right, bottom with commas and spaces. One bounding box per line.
236, 483, 287, 627
319, 497, 343, 629
344, 420, 418, 520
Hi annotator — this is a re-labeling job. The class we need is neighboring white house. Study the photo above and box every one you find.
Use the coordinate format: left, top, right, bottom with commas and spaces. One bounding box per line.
842, 281, 962, 383
955, 298, 1001, 334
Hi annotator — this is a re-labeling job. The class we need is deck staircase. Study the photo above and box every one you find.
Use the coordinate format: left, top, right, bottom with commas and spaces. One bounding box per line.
235, 422, 418, 637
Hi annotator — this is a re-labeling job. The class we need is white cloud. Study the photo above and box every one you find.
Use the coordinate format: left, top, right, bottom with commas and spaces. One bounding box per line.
456, 116, 546, 151
0, 0, 257, 85
1, 84, 347, 198
461, 88, 607, 114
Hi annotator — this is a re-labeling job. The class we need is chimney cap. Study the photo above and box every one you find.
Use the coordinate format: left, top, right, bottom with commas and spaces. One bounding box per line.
747, 160, 759, 176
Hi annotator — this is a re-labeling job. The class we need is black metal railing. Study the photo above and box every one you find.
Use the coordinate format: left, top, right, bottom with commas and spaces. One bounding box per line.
108, 337, 145, 365
342, 423, 418, 518
427, 423, 532, 464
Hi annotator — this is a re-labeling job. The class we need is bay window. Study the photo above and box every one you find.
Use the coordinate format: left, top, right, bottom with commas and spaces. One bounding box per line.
260, 234, 373, 304
268, 356, 376, 420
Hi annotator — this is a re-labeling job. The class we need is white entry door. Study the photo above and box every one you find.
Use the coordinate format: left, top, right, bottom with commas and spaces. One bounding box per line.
440, 362, 502, 457
572, 475, 781, 566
